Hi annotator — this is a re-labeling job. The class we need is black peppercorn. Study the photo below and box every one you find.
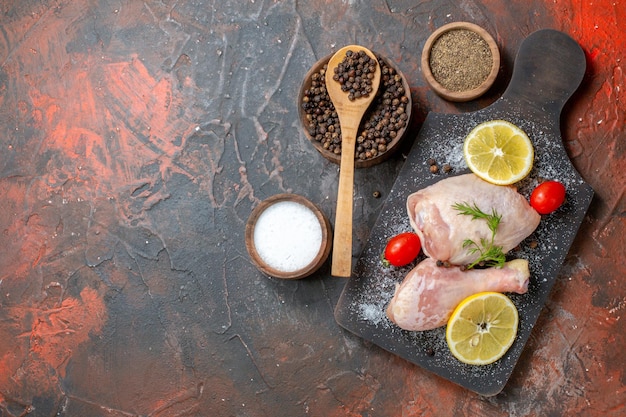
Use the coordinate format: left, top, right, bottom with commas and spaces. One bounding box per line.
333, 50, 377, 101
302, 55, 410, 162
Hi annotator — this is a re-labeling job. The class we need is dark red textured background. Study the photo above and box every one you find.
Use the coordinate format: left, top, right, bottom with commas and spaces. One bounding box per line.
0, 0, 623, 416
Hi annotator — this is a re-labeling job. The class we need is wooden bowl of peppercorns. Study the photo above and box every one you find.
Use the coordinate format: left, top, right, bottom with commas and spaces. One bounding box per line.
298, 51, 412, 168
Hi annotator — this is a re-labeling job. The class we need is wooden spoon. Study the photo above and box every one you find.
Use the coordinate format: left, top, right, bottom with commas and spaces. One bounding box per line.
325, 45, 381, 277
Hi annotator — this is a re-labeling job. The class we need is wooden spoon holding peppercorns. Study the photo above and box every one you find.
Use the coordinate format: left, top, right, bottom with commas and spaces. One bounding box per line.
325, 45, 381, 277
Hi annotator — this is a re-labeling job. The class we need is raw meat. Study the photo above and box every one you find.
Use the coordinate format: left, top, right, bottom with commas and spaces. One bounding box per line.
407, 174, 540, 266
386, 258, 530, 331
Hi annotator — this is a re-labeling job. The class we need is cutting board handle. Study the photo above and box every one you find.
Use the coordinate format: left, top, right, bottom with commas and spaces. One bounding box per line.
502, 29, 586, 113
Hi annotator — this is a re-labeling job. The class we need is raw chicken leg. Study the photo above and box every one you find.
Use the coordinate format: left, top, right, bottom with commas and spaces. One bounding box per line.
386, 258, 529, 331
407, 174, 540, 266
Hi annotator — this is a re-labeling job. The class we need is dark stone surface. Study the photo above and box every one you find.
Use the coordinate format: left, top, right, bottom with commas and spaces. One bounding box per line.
0, 1, 623, 416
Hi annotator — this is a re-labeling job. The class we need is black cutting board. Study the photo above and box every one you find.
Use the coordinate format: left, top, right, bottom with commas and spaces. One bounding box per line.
334, 29, 594, 396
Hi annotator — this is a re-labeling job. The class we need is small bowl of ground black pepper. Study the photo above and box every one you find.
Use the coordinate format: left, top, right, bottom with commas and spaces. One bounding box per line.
421, 22, 500, 102
299, 51, 412, 168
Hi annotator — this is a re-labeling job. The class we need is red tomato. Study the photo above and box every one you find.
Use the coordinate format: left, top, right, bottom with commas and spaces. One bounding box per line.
530, 180, 566, 214
383, 232, 422, 267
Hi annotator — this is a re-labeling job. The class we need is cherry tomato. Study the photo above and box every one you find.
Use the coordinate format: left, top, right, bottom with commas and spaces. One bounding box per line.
530, 180, 566, 214
383, 232, 422, 267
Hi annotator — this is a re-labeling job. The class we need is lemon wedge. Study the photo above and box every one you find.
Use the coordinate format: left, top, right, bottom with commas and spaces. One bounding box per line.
463, 120, 534, 185
446, 291, 519, 365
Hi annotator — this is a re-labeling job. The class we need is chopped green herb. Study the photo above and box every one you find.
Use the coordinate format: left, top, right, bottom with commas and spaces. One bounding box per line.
452, 201, 506, 269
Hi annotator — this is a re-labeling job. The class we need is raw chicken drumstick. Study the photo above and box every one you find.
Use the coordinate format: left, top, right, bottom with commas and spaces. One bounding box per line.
387, 258, 530, 331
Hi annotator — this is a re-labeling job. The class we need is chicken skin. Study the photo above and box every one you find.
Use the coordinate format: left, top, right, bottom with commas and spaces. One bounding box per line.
407, 174, 540, 266
386, 258, 530, 331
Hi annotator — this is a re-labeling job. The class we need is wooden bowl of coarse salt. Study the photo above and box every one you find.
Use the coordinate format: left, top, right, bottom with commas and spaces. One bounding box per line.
421, 21, 500, 102
245, 194, 332, 279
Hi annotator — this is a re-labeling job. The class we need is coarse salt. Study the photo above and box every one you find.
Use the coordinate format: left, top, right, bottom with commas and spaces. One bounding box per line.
253, 201, 323, 272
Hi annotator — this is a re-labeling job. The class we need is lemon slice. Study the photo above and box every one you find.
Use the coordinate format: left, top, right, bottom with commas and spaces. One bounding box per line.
463, 120, 534, 185
446, 292, 519, 365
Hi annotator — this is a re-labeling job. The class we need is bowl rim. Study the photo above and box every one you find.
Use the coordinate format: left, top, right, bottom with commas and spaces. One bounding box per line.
421, 21, 500, 102
245, 193, 332, 279
298, 51, 413, 168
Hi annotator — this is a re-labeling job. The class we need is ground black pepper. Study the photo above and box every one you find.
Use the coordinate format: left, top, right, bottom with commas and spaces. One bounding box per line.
301, 55, 410, 161
429, 29, 492, 92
